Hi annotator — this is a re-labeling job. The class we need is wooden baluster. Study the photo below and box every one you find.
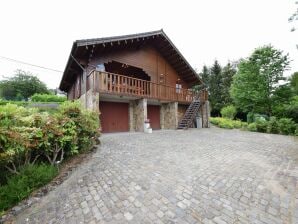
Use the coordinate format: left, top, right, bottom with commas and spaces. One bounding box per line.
137, 80, 140, 95
109, 74, 113, 92
117, 75, 120, 93
124, 77, 127, 94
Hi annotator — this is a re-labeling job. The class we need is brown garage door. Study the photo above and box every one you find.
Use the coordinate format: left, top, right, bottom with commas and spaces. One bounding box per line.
147, 105, 160, 130
99, 101, 129, 133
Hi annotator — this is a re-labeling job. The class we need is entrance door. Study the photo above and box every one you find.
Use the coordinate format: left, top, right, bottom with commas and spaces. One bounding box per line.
99, 101, 129, 133
147, 105, 160, 130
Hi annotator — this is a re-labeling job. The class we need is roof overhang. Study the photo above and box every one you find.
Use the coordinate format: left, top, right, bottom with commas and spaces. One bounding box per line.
59, 30, 202, 91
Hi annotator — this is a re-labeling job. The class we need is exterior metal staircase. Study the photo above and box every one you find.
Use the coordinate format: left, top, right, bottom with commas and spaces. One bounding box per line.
177, 100, 201, 129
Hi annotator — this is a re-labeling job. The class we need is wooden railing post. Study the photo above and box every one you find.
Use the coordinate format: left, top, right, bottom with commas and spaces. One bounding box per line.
92, 71, 199, 103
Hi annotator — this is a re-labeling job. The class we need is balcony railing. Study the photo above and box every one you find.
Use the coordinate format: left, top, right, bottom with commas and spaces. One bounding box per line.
88, 70, 206, 103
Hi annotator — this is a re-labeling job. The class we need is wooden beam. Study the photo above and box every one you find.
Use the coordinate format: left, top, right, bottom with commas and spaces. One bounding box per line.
173, 63, 188, 71
178, 67, 191, 74
158, 43, 172, 52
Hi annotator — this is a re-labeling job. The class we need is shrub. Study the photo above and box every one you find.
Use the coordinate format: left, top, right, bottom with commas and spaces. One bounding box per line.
59, 101, 100, 151
210, 117, 247, 129
0, 101, 100, 175
0, 164, 58, 211
267, 117, 279, 134
220, 105, 237, 119
233, 120, 243, 129
0, 101, 101, 212
31, 94, 66, 103
218, 120, 234, 129
247, 112, 269, 123
210, 117, 221, 125
277, 118, 296, 135
255, 119, 268, 133
41, 115, 78, 165
247, 123, 257, 132
284, 96, 298, 123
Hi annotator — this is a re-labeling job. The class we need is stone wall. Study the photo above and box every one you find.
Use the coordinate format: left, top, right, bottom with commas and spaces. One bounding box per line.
161, 102, 178, 129
79, 89, 100, 113
129, 99, 147, 132
201, 100, 210, 128
178, 104, 188, 124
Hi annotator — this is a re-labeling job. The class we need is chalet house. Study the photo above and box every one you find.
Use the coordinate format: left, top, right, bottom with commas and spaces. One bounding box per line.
59, 30, 210, 133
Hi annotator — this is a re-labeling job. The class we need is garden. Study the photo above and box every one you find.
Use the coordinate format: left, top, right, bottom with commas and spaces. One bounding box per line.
0, 101, 100, 214
196, 45, 298, 136
210, 105, 297, 135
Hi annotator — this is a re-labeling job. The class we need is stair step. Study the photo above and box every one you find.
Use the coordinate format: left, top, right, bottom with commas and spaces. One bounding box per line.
177, 100, 201, 130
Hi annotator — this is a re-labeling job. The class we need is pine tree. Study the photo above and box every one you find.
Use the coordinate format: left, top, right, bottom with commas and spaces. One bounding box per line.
221, 62, 237, 105
209, 60, 223, 115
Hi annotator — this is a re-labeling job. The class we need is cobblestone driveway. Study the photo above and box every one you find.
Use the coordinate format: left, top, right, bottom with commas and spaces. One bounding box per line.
13, 128, 298, 224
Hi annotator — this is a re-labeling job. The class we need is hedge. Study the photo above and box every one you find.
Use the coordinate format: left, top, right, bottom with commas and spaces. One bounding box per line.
211, 116, 297, 136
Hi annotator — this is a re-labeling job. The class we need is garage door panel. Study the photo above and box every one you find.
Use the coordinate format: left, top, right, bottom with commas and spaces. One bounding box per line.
147, 105, 160, 130
99, 102, 129, 133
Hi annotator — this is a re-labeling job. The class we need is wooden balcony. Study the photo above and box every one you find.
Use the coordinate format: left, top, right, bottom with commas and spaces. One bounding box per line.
88, 70, 206, 103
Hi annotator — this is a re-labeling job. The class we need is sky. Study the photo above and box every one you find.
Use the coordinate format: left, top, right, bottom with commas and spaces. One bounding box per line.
0, 0, 297, 89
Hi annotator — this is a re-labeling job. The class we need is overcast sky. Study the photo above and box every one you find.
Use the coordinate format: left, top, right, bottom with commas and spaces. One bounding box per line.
0, 0, 297, 89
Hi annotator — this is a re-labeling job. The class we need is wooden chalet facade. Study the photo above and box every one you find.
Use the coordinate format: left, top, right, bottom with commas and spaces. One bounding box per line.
59, 30, 210, 133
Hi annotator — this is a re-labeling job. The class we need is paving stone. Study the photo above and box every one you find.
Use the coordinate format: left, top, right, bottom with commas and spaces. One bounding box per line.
124, 212, 133, 221
177, 201, 187, 209
213, 216, 227, 224
11, 129, 298, 224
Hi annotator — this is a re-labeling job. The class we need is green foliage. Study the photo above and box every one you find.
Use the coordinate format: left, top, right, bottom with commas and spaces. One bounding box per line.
247, 112, 254, 124
247, 123, 257, 132
31, 94, 66, 102
200, 65, 210, 88
289, 72, 298, 94
213, 115, 297, 136
267, 117, 279, 134
0, 164, 58, 211
40, 115, 78, 165
0, 101, 100, 176
255, 119, 268, 133
59, 101, 100, 151
210, 117, 247, 129
218, 120, 234, 129
197, 61, 236, 115
278, 118, 296, 135
284, 96, 298, 123
0, 101, 100, 211
220, 105, 237, 119
231, 46, 290, 115
0, 70, 49, 101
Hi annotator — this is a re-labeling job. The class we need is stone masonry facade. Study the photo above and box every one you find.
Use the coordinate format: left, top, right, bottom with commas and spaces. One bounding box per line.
160, 102, 178, 129
81, 89, 210, 131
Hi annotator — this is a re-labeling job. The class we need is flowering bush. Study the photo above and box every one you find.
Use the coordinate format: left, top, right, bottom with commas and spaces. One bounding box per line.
0, 101, 100, 175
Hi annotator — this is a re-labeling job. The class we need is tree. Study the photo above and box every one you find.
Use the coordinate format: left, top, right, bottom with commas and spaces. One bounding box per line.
200, 65, 210, 88
221, 63, 237, 106
231, 45, 290, 115
208, 60, 222, 115
289, 72, 298, 94
195, 62, 236, 116
0, 70, 49, 100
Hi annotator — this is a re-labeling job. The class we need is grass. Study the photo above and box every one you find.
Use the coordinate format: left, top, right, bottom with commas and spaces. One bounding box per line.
0, 164, 58, 212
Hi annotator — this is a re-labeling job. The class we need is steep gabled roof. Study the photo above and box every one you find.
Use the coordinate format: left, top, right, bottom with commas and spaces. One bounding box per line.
59, 29, 202, 91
